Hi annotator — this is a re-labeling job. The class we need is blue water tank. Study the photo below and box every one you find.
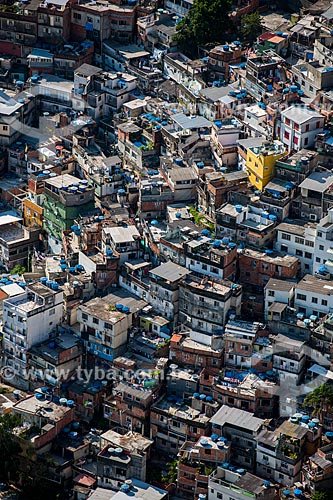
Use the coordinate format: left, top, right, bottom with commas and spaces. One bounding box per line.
122, 306, 130, 314
268, 214, 277, 222
73, 281, 79, 288
235, 204, 243, 213
46, 280, 53, 287
52, 282, 59, 291
116, 303, 124, 311
40, 277, 48, 284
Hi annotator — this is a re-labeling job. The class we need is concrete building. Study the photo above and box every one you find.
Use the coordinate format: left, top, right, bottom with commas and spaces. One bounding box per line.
98, 429, 153, 488
148, 261, 191, 325
150, 396, 210, 455
208, 467, 276, 500
179, 275, 242, 335
28, 332, 82, 388
0, 212, 40, 271
210, 406, 264, 472
295, 274, 333, 318
42, 174, 95, 254
275, 221, 316, 275
279, 106, 324, 152
264, 278, 295, 322
102, 225, 141, 265
2, 281, 64, 388
78, 290, 147, 363
246, 141, 286, 191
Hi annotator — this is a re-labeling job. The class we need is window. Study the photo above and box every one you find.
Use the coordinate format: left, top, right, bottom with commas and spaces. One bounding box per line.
295, 237, 304, 244
318, 232, 322, 237
297, 294, 306, 301
268, 291, 274, 297
305, 252, 312, 259
322, 299, 328, 306
281, 233, 291, 241
217, 494, 222, 500
305, 124, 310, 132
293, 136, 299, 145
93, 317, 99, 324
105, 322, 113, 330
82, 313, 88, 320
296, 249, 303, 256
316, 257, 321, 263
3, 125, 8, 131
305, 240, 314, 247
319, 245, 324, 251
304, 138, 309, 146
49, 308, 55, 316
285, 118, 291, 126
312, 297, 318, 304
73, 12, 81, 19
284, 131, 290, 140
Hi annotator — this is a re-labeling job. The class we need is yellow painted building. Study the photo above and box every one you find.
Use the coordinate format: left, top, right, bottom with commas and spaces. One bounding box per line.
23, 199, 43, 228
246, 141, 285, 191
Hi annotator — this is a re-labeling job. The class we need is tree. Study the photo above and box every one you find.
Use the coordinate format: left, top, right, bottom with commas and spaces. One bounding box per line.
174, 0, 232, 57
241, 12, 263, 43
10, 264, 26, 275
0, 413, 22, 480
303, 382, 333, 423
312, 493, 328, 500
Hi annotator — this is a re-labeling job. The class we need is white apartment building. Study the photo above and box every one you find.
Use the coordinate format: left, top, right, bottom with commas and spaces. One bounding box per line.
275, 221, 316, 275
102, 225, 141, 265
279, 106, 324, 151
209, 467, 275, 500
295, 274, 333, 318
313, 208, 333, 275
272, 334, 307, 386
2, 281, 64, 388
264, 278, 295, 321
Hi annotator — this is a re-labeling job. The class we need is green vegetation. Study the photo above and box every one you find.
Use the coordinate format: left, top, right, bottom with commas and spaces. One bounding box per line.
0, 413, 22, 480
174, 0, 232, 57
189, 206, 215, 233
312, 492, 333, 500
10, 264, 26, 275
241, 12, 264, 43
303, 382, 333, 421
0, 4, 20, 12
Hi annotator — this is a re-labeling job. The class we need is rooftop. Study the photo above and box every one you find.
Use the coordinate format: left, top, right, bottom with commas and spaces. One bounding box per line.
281, 105, 323, 124
103, 225, 140, 244
100, 429, 153, 452
210, 405, 264, 431
265, 278, 295, 292
296, 274, 333, 296
13, 395, 72, 422
299, 171, 333, 193
80, 290, 147, 323
149, 261, 191, 282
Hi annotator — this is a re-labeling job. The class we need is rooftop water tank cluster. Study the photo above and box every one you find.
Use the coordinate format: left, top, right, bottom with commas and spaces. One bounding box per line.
40, 277, 59, 291
115, 303, 130, 314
